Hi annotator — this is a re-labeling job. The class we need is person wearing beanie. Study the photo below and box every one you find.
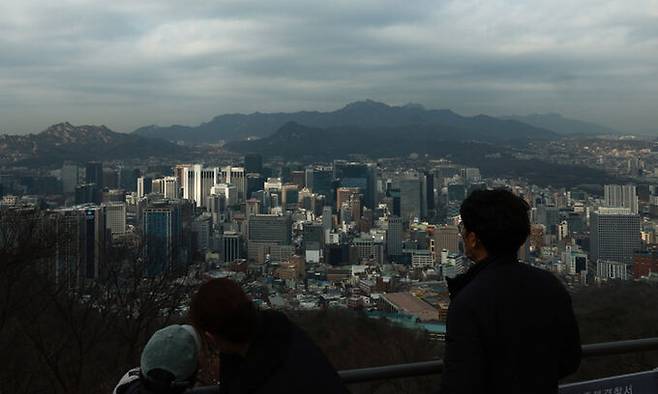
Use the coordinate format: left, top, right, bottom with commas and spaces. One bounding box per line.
113, 324, 202, 394
439, 189, 581, 394
189, 278, 349, 394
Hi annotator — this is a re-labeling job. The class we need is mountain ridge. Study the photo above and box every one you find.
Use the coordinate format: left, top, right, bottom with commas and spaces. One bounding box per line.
133, 100, 559, 143
0, 122, 188, 167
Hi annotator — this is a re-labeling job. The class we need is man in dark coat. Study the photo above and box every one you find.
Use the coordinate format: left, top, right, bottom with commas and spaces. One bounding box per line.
189, 278, 349, 394
439, 189, 581, 394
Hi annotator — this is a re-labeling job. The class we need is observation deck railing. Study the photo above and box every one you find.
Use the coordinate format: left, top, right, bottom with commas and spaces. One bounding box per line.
187, 337, 658, 393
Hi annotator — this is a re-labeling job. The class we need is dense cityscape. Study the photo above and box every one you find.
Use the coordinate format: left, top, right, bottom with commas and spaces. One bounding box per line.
2, 125, 657, 345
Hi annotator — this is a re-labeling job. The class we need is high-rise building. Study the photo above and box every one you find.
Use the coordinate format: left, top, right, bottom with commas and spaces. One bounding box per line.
152, 178, 164, 195
118, 167, 139, 192
305, 166, 334, 201
387, 216, 403, 257
336, 187, 360, 212
220, 166, 247, 202
433, 225, 461, 254
53, 206, 108, 284
102, 202, 126, 236
244, 153, 263, 174
61, 162, 80, 193
334, 161, 376, 209
399, 178, 421, 222
85, 162, 104, 190
281, 184, 299, 210
246, 173, 264, 200
247, 214, 292, 245
591, 207, 641, 265
460, 167, 481, 184
604, 184, 639, 214
143, 201, 182, 276
137, 176, 152, 198
162, 176, 179, 199
222, 231, 242, 262
75, 183, 101, 205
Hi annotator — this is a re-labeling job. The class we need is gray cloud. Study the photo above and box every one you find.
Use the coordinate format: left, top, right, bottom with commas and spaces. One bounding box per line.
0, 0, 657, 134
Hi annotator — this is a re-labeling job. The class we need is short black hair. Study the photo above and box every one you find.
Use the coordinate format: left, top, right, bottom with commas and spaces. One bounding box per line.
459, 188, 530, 257
189, 279, 259, 343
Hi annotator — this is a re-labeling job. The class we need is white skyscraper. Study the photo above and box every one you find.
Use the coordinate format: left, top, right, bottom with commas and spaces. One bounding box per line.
220, 166, 247, 202
163, 176, 179, 199
604, 184, 638, 214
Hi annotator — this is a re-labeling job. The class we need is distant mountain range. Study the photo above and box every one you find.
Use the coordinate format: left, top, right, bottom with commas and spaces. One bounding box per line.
225, 121, 618, 188
0, 122, 188, 167
133, 100, 560, 144
501, 113, 616, 135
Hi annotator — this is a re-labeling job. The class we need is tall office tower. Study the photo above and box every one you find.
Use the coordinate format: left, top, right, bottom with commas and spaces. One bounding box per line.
460, 167, 482, 184
334, 161, 376, 209
192, 214, 212, 254
336, 187, 360, 211
281, 184, 299, 210
220, 166, 247, 202
137, 176, 153, 198
303, 222, 324, 263
350, 194, 362, 221
211, 184, 237, 206
180, 165, 196, 201
447, 183, 466, 204
290, 171, 306, 188
152, 178, 165, 195
84, 161, 104, 190
591, 207, 641, 264
103, 169, 119, 189
433, 224, 461, 254
102, 202, 126, 236
246, 198, 261, 217
143, 201, 182, 276
424, 171, 435, 212
305, 166, 334, 201
162, 176, 179, 199
246, 173, 264, 200
61, 162, 80, 193
222, 231, 242, 263
322, 206, 333, 231
399, 178, 422, 222
605, 184, 639, 214
208, 193, 227, 226
79, 206, 106, 279
386, 216, 403, 258
119, 167, 139, 192
247, 214, 292, 245
175, 164, 193, 198
52, 206, 106, 284
75, 183, 101, 205
244, 153, 263, 174
188, 165, 218, 208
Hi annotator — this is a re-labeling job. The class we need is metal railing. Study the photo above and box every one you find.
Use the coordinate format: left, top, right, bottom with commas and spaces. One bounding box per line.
187, 337, 658, 393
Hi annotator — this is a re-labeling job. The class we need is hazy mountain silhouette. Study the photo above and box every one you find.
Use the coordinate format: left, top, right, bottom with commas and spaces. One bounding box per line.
0, 122, 188, 166
501, 113, 616, 135
133, 100, 558, 143
225, 122, 617, 187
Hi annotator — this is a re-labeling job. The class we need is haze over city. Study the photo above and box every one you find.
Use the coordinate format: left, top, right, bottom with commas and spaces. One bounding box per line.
1, 0, 658, 134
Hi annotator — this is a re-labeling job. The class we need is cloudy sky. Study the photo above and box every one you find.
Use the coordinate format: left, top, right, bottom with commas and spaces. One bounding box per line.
1, 0, 657, 134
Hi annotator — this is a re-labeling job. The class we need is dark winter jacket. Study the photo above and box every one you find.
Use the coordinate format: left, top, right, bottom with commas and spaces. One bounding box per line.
218, 310, 349, 394
439, 254, 581, 394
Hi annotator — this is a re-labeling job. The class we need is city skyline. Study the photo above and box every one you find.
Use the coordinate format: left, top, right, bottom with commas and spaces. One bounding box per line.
1, 1, 658, 134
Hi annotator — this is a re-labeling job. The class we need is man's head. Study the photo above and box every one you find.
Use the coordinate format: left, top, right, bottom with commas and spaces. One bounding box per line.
189, 278, 258, 354
140, 324, 201, 393
459, 188, 530, 262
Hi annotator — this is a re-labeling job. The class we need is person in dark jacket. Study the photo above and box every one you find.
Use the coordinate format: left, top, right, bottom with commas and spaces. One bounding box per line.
113, 324, 202, 394
189, 278, 349, 394
439, 189, 581, 394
